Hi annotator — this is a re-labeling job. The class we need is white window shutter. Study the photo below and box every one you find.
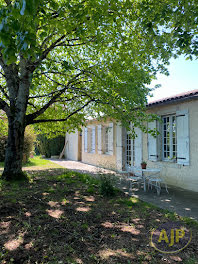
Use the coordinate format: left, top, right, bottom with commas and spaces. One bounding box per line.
134, 127, 142, 167
84, 127, 88, 152
176, 109, 189, 165
116, 122, 123, 170
148, 120, 159, 161
108, 122, 114, 155
97, 125, 102, 154
91, 126, 96, 153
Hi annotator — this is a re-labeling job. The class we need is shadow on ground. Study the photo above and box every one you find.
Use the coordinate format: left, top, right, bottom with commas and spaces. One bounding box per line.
118, 179, 198, 222
49, 159, 198, 222
0, 168, 198, 264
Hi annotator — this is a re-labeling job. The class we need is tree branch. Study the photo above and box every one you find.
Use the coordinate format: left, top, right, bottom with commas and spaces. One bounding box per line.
0, 71, 5, 78
4, 0, 11, 6
57, 41, 87, 47
40, 32, 56, 49
56, 35, 96, 49
26, 71, 89, 124
28, 90, 58, 99
28, 99, 93, 125
0, 84, 9, 100
26, 86, 62, 123
0, 55, 19, 100
0, 98, 10, 115
31, 34, 66, 71
27, 102, 38, 110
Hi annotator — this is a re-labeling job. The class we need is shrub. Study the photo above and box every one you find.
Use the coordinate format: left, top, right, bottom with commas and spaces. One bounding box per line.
36, 134, 65, 158
0, 135, 7, 162
0, 117, 8, 161
99, 174, 116, 197
0, 125, 36, 163
23, 126, 36, 163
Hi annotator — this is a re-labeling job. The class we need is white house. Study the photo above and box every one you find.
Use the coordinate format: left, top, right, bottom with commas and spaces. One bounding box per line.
65, 89, 198, 192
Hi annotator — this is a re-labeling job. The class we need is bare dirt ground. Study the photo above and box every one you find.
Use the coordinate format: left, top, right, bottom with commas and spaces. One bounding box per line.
0, 168, 198, 264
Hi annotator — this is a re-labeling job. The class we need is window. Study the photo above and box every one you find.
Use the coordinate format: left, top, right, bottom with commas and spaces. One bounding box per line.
126, 133, 131, 166
162, 115, 177, 161
132, 138, 135, 165
148, 109, 189, 165
91, 127, 95, 152
97, 125, 102, 154
126, 133, 135, 167
102, 123, 114, 155
89, 128, 92, 152
105, 127, 109, 153
87, 126, 95, 153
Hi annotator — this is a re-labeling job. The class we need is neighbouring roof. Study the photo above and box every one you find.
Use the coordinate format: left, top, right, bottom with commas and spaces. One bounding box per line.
148, 89, 198, 107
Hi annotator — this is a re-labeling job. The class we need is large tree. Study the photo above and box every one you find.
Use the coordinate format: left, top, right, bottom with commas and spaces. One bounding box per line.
0, 0, 197, 181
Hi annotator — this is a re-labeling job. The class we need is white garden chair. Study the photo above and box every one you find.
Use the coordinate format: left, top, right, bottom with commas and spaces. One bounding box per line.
147, 175, 169, 196
117, 165, 144, 192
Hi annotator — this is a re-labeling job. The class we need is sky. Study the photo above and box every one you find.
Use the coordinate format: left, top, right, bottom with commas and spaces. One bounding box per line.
148, 55, 198, 102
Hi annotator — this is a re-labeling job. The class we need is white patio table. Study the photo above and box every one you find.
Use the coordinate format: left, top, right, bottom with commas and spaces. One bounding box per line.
132, 167, 160, 192
117, 167, 168, 195
132, 167, 168, 195
117, 169, 143, 191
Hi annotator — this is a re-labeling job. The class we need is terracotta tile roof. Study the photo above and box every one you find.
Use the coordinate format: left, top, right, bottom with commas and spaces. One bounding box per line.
148, 89, 198, 107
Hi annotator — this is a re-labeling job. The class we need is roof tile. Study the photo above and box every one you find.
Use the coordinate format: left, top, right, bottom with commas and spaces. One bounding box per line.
148, 89, 198, 106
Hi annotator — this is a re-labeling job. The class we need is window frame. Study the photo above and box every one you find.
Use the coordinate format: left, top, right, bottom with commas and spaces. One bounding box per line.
126, 132, 132, 166
126, 130, 135, 168
162, 114, 177, 162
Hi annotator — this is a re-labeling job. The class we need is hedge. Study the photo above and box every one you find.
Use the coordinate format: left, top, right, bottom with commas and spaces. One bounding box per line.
36, 135, 65, 158
0, 126, 36, 163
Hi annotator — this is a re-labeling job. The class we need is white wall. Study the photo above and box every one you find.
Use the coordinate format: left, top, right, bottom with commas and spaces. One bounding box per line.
65, 130, 79, 161
145, 99, 198, 192
64, 100, 198, 192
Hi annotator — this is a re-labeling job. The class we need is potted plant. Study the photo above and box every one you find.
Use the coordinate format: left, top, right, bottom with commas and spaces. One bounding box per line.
141, 161, 147, 169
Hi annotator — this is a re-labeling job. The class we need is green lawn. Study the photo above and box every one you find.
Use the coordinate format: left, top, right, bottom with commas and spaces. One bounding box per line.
24, 156, 60, 167
0, 169, 197, 264
0, 156, 62, 169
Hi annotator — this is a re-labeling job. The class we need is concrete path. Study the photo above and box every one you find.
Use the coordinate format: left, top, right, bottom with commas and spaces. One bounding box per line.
49, 159, 198, 221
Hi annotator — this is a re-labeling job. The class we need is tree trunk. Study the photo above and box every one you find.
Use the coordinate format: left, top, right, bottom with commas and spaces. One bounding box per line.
2, 116, 27, 181
0, 56, 31, 181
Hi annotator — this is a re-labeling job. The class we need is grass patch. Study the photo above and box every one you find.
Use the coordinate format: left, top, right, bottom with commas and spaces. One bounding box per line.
182, 216, 198, 229
0, 169, 197, 264
0, 179, 5, 190
0, 156, 63, 169
24, 156, 54, 167
184, 257, 198, 264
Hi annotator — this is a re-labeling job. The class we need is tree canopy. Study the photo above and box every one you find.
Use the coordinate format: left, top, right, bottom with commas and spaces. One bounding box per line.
0, 0, 184, 136
0, 0, 198, 179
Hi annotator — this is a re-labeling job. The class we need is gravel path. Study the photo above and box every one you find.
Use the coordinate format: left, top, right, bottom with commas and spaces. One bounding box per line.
47, 159, 116, 175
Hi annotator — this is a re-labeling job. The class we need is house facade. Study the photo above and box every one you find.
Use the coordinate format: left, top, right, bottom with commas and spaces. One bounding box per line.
65, 89, 198, 192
